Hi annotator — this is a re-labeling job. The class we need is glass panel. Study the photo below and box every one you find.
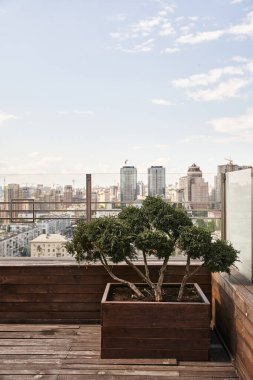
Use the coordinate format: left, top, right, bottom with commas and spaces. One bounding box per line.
226, 169, 252, 282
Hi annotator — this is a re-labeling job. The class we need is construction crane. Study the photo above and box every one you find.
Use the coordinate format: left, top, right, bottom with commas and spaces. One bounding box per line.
225, 157, 233, 165
225, 157, 234, 172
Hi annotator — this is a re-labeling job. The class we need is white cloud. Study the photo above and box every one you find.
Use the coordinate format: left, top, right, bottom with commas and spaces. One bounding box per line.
172, 59, 253, 101
117, 39, 154, 53
188, 78, 250, 101
159, 22, 175, 36
209, 106, 253, 134
110, 4, 176, 53
0, 112, 18, 124
229, 11, 253, 38
174, 10, 253, 47
131, 16, 162, 36
150, 98, 175, 106
188, 16, 199, 22
177, 30, 224, 45
172, 65, 245, 88
110, 32, 122, 39
162, 47, 180, 54
232, 56, 249, 63
231, 0, 243, 4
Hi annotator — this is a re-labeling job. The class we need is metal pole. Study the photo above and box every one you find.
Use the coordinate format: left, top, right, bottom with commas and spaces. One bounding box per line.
86, 174, 92, 222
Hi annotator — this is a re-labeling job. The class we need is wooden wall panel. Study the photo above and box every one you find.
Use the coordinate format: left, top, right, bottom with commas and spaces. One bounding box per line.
212, 272, 253, 380
0, 260, 211, 323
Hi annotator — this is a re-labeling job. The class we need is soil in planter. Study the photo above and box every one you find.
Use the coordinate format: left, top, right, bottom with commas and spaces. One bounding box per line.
108, 284, 203, 303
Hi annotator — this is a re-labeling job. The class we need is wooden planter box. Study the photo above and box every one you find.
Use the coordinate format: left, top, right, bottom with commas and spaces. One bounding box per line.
101, 283, 210, 361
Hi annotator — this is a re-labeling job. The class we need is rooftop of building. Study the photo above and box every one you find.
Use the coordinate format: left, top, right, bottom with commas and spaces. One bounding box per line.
31, 233, 67, 243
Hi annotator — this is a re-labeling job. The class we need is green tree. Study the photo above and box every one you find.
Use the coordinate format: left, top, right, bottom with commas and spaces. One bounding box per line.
67, 197, 192, 301
18, 246, 29, 257
178, 225, 239, 301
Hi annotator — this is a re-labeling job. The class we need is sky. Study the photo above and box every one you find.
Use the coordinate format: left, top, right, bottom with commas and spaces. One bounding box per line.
0, 0, 253, 187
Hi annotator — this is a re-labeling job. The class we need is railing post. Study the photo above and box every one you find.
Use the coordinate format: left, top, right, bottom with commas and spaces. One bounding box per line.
221, 173, 226, 240
86, 174, 92, 222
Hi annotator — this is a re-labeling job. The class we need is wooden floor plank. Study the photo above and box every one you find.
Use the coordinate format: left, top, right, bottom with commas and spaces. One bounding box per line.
0, 324, 239, 379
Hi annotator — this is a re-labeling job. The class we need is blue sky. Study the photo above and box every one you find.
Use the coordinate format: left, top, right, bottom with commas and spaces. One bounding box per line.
0, 0, 253, 187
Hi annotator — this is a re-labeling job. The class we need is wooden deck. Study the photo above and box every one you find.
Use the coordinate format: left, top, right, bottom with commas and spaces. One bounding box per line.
0, 324, 239, 380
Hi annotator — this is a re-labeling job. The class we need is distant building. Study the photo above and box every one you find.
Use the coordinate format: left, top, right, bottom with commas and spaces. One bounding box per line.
120, 166, 137, 203
179, 163, 208, 210
0, 224, 42, 257
31, 234, 70, 258
3, 184, 20, 222
137, 181, 145, 199
63, 185, 73, 204
148, 166, 165, 197
214, 162, 252, 206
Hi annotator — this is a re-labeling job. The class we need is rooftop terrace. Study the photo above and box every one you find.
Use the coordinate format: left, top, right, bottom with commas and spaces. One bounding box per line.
0, 258, 252, 379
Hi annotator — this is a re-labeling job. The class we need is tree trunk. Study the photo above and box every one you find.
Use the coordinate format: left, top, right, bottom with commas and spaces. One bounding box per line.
177, 255, 190, 302
177, 261, 204, 302
154, 256, 170, 302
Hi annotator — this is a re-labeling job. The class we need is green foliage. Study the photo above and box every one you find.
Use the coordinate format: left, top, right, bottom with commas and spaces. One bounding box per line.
67, 197, 193, 267
135, 230, 174, 260
66, 217, 134, 264
178, 225, 239, 274
204, 239, 239, 273
118, 206, 148, 235
178, 226, 212, 260
141, 197, 192, 240
195, 219, 207, 229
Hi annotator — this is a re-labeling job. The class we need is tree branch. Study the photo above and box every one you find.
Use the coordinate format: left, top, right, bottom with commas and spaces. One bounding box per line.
187, 262, 205, 280
143, 251, 150, 280
124, 257, 155, 290
100, 253, 145, 299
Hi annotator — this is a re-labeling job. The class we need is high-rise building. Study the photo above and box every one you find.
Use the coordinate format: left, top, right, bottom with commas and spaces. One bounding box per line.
120, 166, 137, 203
214, 162, 252, 206
179, 163, 208, 210
148, 166, 165, 197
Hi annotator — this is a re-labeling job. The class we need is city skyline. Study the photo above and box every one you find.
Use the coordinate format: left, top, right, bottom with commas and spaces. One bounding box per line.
0, 0, 252, 182
0, 159, 250, 189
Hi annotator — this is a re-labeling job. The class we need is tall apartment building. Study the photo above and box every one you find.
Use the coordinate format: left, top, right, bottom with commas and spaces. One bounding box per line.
179, 163, 208, 210
148, 166, 165, 197
214, 162, 252, 206
120, 166, 137, 204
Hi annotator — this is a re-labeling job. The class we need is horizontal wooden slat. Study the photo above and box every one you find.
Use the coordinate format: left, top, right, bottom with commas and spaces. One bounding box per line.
0, 263, 211, 323
102, 327, 210, 339
102, 337, 210, 350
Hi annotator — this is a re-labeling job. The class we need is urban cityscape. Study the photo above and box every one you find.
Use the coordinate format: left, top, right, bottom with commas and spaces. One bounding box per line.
0, 160, 250, 257
0, 1, 253, 378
